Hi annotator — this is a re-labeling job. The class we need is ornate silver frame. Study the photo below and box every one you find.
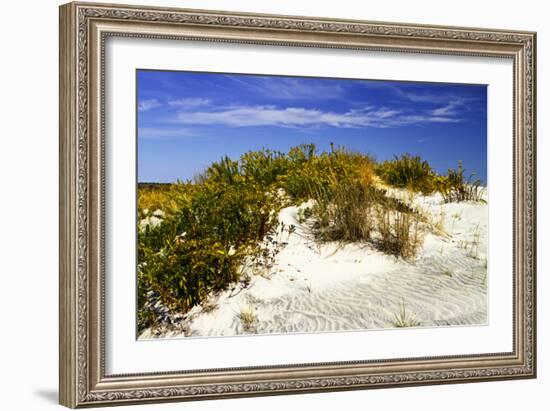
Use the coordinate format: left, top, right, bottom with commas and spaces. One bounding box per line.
59, 2, 536, 408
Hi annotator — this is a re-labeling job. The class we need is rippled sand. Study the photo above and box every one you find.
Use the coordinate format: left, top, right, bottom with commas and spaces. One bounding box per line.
139, 192, 487, 339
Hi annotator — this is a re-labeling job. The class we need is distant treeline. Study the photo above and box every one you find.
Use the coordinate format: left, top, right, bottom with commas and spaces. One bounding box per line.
138, 182, 174, 190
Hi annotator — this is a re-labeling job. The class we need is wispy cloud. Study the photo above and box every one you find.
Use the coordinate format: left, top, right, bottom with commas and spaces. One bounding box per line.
174, 105, 459, 129
224, 75, 345, 100
385, 85, 484, 119
138, 127, 200, 139
168, 98, 211, 109
138, 99, 162, 112
392, 88, 449, 104
431, 100, 464, 116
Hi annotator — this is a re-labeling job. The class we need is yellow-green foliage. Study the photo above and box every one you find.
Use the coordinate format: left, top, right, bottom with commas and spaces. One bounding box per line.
138, 176, 285, 331
137, 144, 476, 332
240, 149, 292, 187
436, 161, 486, 203
138, 182, 195, 218
376, 153, 436, 194
238, 306, 258, 332
281, 144, 376, 202
282, 146, 416, 247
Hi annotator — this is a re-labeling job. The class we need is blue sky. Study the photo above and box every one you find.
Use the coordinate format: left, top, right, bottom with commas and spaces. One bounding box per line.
137, 70, 487, 183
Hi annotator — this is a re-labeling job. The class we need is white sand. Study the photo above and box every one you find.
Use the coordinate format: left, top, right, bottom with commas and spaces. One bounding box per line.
139, 191, 487, 339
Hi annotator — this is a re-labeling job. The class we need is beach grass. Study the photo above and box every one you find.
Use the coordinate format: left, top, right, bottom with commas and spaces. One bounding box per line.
137, 143, 485, 333
391, 300, 420, 328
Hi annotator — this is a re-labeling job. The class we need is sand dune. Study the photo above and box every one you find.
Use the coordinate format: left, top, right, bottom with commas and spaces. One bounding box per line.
139, 191, 487, 339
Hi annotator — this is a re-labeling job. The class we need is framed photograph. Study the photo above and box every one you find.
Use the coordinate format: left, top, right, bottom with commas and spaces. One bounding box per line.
59, 1, 537, 408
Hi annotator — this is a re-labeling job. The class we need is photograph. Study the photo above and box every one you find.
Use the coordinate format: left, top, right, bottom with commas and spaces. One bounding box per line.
136, 70, 489, 339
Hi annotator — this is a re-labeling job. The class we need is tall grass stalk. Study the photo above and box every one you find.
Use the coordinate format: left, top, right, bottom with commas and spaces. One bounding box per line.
437, 161, 486, 203
375, 207, 424, 259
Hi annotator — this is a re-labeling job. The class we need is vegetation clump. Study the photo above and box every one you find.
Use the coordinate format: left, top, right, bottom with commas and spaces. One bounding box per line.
137, 144, 485, 332
238, 306, 258, 333
436, 161, 486, 203
374, 207, 424, 259
376, 153, 436, 194
391, 299, 420, 328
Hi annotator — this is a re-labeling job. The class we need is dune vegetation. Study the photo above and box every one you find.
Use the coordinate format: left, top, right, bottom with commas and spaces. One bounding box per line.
137, 143, 486, 333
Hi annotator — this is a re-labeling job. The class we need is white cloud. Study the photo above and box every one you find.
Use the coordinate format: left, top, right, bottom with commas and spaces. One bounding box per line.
224, 75, 345, 100
138, 127, 200, 139
390, 86, 480, 109
175, 105, 459, 129
392, 115, 460, 125
393, 90, 446, 104
431, 100, 464, 116
138, 99, 162, 112
168, 98, 211, 109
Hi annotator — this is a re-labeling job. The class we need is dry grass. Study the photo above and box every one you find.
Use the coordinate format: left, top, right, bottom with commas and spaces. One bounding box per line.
357, 160, 376, 187
457, 223, 482, 259
438, 162, 486, 203
374, 207, 424, 260
310, 176, 426, 260
238, 306, 258, 332
433, 207, 446, 234
313, 180, 375, 242
201, 300, 218, 314
443, 269, 453, 277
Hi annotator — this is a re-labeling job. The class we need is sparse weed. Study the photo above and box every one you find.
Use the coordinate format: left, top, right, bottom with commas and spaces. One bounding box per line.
459, 223, 481, 259
201, 300, 218, 313
391, 299, 420, 328
296, 206, 313, 224
437, 161, 486, 203
239, 306, 258, 332
482, 271, 487, 286
433, 207, 446, 234
469, 223, 481, 259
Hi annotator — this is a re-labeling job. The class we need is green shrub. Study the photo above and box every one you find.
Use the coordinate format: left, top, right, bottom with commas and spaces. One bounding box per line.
240, 148, 290, 187
281, 144, 375, 202
437, 161, 486, 203
287, 143, 317, 164
138, 182, 194, 218
376, 153, 436, 194
140, 234, 240, 309
137, 177, 285, 331
204, 155, 241, 184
